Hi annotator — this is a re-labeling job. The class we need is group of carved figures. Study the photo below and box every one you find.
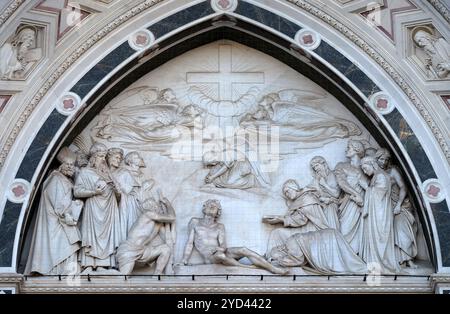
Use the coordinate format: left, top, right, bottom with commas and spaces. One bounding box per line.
262, 140, 419, 274
27, 139, 419, 276
27, 143, 174, 275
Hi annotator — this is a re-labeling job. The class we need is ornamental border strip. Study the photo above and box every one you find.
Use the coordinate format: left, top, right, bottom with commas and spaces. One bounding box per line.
0, 0, 26, 28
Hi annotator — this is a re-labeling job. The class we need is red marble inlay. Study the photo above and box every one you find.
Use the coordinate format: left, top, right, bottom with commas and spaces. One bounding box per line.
427, 184, 441, 198
302, 34, 314, 45
376, 98, 388, 109
63, 98, 75, 109
0, 95, 12, 114
136, 34, 148, 46
218, 0, 231, 9
12, 185, 26, 198
441, 96, 450, 111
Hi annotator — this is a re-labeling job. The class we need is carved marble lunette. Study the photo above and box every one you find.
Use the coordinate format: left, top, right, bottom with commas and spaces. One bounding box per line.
24, 40, 429, 276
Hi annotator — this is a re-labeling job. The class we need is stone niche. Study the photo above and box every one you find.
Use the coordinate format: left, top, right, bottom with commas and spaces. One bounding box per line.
21, 40, 433, 291
409, 24, 450, 80
0, 23, 44, 81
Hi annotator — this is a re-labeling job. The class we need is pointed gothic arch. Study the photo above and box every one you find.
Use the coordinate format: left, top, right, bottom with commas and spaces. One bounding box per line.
0, 0, 449, 293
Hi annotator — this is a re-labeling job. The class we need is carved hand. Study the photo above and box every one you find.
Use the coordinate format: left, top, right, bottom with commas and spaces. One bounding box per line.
262, 216, 283, 225
64, 214, 76, 226
393, 204, 402, 215
351, 194, 364, 207
319, 196, 331, 205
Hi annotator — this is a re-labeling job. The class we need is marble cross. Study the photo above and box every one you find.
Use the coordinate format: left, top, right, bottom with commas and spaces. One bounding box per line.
186, 45, 264, 100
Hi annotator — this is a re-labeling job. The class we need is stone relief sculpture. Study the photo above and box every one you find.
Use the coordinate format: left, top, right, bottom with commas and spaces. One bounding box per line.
375, 149, 418, 268
268, 229, 367, 275
26, 148, 83, 275
307, 156, 341, 230
359, 156, 400, 273
73, 143, 122, 273
334, 140, 368, 255
241, 89, 361, 152
202, 149, 269, 190
116, 195, 176, 275
263, 179, 330, 254
182, 200, 287, 275
413, 29, 450, 79
90, 87, 361, 154
27, 143, 426, 276
93, 87, 201, 147
0, 25, 42, 80
26, 42, 428, 277
113, 151, 154, 239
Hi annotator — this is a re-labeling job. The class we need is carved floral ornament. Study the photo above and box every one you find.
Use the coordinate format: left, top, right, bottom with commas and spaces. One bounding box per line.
7, 178, 31, 203
422, 179, 446, 203
211, 0, 238, 13
56, 92, 81, 116
370, 92, 396, 115
295, 28, 322, 51
128, 29, 155, 51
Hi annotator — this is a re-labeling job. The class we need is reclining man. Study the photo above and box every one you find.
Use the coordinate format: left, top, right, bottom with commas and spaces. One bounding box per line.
182, 199, 287, 275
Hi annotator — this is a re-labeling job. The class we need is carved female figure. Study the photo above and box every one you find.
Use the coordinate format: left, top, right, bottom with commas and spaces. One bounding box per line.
359, 156, 399, 273
308, 156, 341, 230
375, 149, 418, 268
335, 140, 368, 254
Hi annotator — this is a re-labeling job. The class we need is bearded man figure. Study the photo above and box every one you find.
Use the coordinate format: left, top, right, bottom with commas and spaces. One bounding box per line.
74, 143, 122, 273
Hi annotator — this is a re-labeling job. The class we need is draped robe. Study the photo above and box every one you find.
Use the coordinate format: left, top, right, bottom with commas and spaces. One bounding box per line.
266, 190, 330, 254
113, 166, 145, 239
26, 171, 81, 275
74, 167, 121, 268
279, 229, 367, 274
335, 162, 366, 254
359, 171, 399, 273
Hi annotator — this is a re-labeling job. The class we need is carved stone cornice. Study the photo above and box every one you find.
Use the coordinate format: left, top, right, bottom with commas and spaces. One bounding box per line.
0, 0, 26, 29
287, 0, 450, 162
18, 277, 433, 294
427, 0, 450, 25
0, 273, 23, 283
430, 273, 450, 292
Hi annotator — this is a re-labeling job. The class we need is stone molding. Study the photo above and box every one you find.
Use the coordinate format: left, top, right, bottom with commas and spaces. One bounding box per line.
0, 0, 26, 29
427, 0, 450, 25
18, 277, 433, 294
